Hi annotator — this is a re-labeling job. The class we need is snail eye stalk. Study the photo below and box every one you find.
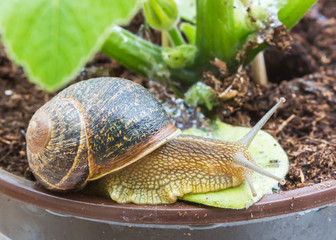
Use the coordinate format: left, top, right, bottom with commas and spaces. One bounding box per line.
240, 98, 286, 147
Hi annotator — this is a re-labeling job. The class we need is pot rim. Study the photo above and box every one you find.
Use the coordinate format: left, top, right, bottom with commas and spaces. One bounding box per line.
0, 168, 335, 225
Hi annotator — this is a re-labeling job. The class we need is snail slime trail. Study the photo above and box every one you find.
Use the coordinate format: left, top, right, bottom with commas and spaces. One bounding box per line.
26, 77, 285, 204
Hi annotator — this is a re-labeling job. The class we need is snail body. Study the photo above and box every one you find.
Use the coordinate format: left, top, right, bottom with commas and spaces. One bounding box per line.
97, 135, 254, 204
27, 77, 285, 204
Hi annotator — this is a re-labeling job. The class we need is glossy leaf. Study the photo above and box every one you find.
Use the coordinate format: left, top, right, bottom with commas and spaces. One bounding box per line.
278, 0, 317, 29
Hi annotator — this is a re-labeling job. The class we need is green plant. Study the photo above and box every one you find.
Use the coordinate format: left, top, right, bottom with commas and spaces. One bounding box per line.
0, 0, 315, 209
0, 0, 316, 92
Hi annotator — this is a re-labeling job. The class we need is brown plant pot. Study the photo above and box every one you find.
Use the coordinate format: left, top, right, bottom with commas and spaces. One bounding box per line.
0, 168, 335, 239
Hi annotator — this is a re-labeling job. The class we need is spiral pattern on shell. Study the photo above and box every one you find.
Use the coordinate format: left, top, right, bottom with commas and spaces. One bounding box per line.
26, 77, 179, 191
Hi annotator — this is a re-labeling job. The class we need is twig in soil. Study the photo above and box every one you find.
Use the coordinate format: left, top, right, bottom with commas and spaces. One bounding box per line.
275, 114, 296, 135
0, 138, 12, 145
218, 83, 238, 100
251, 51, 268, 87
299, 169, 305, 183
0, 150, 13, 162
298, 136, 336, 146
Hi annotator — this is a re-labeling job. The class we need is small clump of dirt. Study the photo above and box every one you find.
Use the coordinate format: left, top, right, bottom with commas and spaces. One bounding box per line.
203, 60, 261, 117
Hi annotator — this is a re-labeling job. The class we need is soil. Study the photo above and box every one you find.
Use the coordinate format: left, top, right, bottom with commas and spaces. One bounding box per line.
0, 1, 335, 193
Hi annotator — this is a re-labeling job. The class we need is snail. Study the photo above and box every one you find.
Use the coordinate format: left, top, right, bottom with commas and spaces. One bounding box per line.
26, 77, 285, 204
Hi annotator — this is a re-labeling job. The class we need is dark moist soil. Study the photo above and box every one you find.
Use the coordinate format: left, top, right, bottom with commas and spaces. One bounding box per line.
0, 1, 335, 192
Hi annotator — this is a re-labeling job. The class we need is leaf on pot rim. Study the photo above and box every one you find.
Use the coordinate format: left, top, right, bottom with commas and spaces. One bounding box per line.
0, 0, 140, 92
182, 119, 289, 209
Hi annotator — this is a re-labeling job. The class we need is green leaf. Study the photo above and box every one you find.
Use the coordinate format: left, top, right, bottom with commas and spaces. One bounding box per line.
278, 0, 317, 29
180, 22, 196, 45
182, 119, 289, 209
0, 0, 140, 92
185, 81, 217, 110
176, 0, 196, 23
143, 0, 178, 31
245, 0, 317, 29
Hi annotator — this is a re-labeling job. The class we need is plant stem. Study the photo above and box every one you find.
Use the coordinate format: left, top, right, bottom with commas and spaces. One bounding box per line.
102, 26, 196, 87
103, 26, 162, 76
251, 51, 268, 87
161, 31, 169, 47
194, 0, 259, 73
195, 0, 236, 73
167, 26, 185, 46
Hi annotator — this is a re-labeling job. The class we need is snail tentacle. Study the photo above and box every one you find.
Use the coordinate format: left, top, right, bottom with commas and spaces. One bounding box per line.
245, 174, 257, 197
240, 97, 285, 147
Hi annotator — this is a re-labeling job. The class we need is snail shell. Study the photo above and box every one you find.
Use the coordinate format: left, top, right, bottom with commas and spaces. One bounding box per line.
26, 77, 179, 191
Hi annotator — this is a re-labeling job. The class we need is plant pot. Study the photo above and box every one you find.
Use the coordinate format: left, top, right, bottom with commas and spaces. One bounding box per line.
0, 168, 335, 240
